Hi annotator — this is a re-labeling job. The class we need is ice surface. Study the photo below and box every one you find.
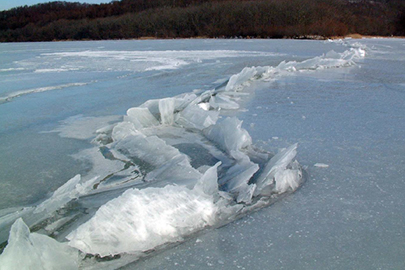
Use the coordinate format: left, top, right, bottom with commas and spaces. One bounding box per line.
46, 115, 121, 140
2, 38, 389, 270
0, 218, 78, 270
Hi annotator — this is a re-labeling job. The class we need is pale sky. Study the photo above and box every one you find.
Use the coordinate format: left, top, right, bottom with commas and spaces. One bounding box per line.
0, 0, 108, 11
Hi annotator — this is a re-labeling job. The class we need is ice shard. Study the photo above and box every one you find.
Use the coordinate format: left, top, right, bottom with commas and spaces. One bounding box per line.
0, 218, 78, 270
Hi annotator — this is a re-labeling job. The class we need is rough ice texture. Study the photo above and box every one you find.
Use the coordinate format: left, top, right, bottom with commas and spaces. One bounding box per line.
34, 175, 82, 214
254, 144, 300, 196
225, 67, 257, 91
274, 168, 301, 193
159, 98, 176, 125
112, 124, 201, 185
125, 107, 159, 130
3, 42, 361, 267
0, 218, 78, 270
193, 162, 221, 196
33, 174, 101, 215
113, 131, 183, 167
67, 185, 217, 257
204, 117, 252, 160
222, 47, 366, 90
67, 162, 222, 257
175, 103, 219, 130
209, 94, 240, 110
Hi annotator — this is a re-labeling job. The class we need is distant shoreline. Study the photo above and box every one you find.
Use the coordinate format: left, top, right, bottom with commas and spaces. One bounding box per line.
2, 0, 404, 43
44, 34, 405, 43
329, 34, 405, 40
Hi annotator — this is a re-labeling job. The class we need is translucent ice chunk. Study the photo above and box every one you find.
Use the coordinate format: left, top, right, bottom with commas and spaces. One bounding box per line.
209, 94, 240, 110
225, 67, 257, 91
125, 107, 159, 130
236, 183, 256, 204
219, 158, 259, 192
314, 163, 329, 168
34, 175, 81, 214
144, 154, 201, 187
33, 174, 100, 215
258, 47, 366, 82
194, 162, 221, 196
139, 93, 198, 122
219, 157, 258, 204
0, 218, 78, 270
274, 168, 301, 194
175, 103, 219, 130
172, 93, 198, 112
159, 98, 175, 125
113, 132, 184, 167
111, 121, 138, 141
67, 185, 217, 257
254, 144, 299, 196
204, 117, 252, 160
139, 99, 160, 119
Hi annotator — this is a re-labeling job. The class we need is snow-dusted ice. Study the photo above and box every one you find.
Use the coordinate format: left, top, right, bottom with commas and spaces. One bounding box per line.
0, 38, 404, 269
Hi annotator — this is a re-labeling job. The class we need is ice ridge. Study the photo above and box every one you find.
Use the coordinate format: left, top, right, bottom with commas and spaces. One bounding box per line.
62, 70, 303, 260
0, 82, 90, 105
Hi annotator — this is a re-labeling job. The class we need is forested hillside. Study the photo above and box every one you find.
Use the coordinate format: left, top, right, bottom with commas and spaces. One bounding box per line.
1, 0, 404, 42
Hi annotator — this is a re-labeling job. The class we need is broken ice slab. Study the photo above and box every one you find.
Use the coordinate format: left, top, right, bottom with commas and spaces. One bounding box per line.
0, 218, 78, 270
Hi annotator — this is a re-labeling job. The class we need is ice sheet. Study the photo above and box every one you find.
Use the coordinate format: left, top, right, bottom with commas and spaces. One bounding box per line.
46, 115, 121, 140
1, 39, 377, 269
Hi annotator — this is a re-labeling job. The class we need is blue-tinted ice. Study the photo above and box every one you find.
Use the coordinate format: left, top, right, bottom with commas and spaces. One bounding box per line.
1, 38, 403, 270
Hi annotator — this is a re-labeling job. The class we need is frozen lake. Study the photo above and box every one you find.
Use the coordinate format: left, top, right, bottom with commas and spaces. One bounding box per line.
0, 38, 404, 269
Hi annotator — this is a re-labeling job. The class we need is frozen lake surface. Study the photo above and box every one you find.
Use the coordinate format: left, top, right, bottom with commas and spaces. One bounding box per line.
0, 38, 404, 269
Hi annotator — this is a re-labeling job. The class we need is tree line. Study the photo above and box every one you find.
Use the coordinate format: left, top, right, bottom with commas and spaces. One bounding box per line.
1, 0, 404, 42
